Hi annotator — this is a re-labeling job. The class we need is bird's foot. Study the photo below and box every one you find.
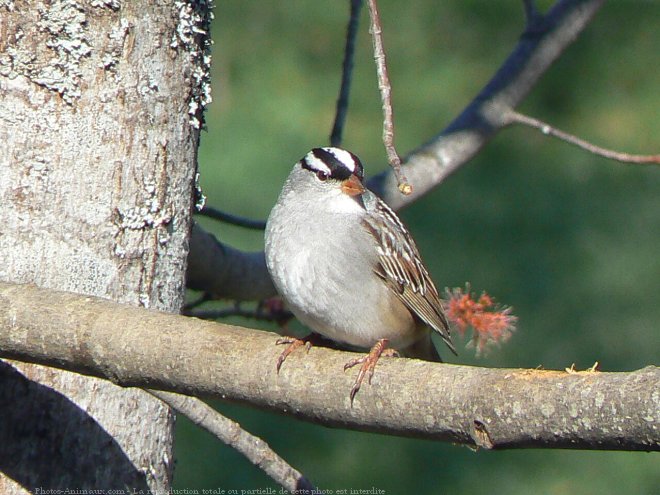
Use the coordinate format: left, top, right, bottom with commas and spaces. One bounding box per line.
275, 333, 352, 372
275, 336, 311, 372
344, 339, 399, 405
275, 335, 317, 372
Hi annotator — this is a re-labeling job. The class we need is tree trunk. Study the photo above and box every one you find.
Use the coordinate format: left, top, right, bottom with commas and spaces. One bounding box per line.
0, 1, 208, 492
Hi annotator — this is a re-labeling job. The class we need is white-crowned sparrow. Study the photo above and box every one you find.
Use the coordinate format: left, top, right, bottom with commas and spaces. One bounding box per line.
265, 147, 456, 401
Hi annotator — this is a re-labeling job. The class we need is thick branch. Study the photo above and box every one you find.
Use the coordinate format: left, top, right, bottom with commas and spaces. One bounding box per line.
186, 223, 276, 300
368, 0, 606, 208
1, 282, 657, 452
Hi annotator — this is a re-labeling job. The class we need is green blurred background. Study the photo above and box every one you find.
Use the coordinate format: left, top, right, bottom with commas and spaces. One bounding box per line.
177, 1, 659, 493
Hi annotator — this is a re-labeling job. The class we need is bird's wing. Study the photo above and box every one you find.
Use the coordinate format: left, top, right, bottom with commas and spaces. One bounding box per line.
361, 194, 456, 355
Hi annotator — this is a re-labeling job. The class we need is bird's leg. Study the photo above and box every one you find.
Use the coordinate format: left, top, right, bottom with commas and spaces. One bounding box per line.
344, 338, 399, 404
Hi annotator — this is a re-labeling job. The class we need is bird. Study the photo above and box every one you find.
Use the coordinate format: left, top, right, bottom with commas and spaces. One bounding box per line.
264, 147, 456, 402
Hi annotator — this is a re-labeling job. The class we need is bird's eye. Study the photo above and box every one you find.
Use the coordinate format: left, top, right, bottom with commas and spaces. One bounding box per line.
316, 170, 329, 181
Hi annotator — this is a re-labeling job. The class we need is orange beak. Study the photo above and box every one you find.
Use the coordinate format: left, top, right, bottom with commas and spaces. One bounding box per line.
341, 174, 365, 197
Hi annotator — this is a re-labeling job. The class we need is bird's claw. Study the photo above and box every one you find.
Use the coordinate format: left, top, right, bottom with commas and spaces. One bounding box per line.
275, 336, 312, 373
344, 339, 397, 405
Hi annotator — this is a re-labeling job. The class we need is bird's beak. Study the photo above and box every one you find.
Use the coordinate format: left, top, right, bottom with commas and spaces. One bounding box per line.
341, 174, 365, 197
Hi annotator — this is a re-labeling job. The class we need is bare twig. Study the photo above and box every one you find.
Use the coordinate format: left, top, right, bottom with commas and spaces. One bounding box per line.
183, 292, 215, 312
366, 0, 411, 195
196, 205, 266, 230
330, 0, 363, 148
148, 390, 316, 493
507, 111, 660, 164
2, 282, 658, 452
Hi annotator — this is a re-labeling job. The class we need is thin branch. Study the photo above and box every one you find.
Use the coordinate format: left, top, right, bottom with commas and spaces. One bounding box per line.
1, 282, 657, 452
196, 205, 266, 230
523, 0, 541, 27
366, 0, 411, 195
330, 0, 363, 148
183, 292, 215, 312
507, 111, 660, 164
148, 390, 316, 493
185, 301, 293, 325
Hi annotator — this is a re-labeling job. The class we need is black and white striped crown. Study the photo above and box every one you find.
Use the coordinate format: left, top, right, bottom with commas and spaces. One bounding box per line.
300, 147, 364, 182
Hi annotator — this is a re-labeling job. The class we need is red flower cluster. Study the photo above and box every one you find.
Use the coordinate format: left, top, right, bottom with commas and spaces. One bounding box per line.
444, 286, 517, 355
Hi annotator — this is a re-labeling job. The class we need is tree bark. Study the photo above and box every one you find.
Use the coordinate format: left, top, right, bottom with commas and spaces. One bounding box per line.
1, 283, 657, 452
0, 1, 208, 492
